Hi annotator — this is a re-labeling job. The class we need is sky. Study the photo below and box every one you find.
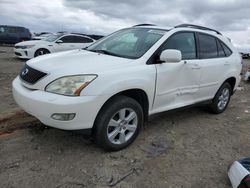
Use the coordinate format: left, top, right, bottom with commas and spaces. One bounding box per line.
0, 0, 250, 50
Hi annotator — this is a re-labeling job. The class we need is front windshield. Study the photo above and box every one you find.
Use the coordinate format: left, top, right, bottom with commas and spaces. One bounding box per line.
43, 34, 63, 42
87, 28, 167, 59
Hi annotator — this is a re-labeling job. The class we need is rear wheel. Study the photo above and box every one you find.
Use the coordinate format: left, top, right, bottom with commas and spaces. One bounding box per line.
34, 48, 50, 57
94, 96, 143, 151
209, 82, 232, 114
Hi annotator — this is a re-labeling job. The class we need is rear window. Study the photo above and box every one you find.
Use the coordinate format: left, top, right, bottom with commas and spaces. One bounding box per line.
220, 41, 232, 57
217, 40, 226, 57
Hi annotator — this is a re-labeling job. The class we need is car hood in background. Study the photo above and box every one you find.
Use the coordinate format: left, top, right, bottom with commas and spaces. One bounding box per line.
15, 40, 51, 46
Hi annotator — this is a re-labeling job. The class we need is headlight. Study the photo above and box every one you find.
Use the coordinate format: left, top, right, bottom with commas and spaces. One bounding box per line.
45, 75, 97, 96
21, 45, 35, 49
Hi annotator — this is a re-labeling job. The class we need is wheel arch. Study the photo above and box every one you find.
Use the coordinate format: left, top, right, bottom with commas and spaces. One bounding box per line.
34, 48, 51, 57
223, 77, 236, 94
93, 88, 149, 132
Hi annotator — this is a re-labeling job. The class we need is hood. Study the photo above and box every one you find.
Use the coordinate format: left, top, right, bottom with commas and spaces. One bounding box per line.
27, 50, 134, 75
15, 40, 50, 46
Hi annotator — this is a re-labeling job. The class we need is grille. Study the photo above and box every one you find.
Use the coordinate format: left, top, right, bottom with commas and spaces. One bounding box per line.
19, 64, 47, 84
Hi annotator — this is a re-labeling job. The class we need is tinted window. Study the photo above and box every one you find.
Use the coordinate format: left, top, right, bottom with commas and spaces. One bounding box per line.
60, 36, 75, 43
161, 32, 196, 59
8, 27, 17, 33
60, 36, 93, 43
220, 42, 232, 57
217, 40, 226, 57
75, 36, 93, 43
198, 33, 218, 59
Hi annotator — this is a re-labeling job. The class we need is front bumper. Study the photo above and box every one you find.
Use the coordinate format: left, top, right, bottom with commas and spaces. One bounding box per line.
14, 48, 33, 59
12, 77, 106, 130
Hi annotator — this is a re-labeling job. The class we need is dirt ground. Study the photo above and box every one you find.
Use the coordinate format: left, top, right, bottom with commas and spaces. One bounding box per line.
0, 45, 250, 188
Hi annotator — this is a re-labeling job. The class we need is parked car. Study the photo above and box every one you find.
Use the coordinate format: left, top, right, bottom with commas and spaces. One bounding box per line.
0, 25, 31, 44
32, 33, 53, 40
13, 24, 242, 151
240, 52, 250, 59
14, 33, 95, 59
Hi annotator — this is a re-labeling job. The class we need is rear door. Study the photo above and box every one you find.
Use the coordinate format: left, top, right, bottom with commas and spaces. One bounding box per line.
196, 33, 232, 100
153, 32, 202, 112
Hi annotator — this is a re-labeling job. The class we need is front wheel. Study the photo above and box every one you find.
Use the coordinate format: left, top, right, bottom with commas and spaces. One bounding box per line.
94, 96, 144, 151
209, 82, 232, 114
34, 48, 50, 57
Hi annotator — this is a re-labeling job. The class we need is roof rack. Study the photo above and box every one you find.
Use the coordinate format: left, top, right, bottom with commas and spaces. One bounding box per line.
133, 24, 156, 27
174, 24, 222, 35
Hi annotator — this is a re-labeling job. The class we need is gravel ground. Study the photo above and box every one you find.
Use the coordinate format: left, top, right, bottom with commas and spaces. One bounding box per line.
0, 46, 250, 188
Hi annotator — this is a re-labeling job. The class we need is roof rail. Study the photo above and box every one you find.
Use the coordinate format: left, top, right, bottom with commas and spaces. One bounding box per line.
133, 24, 156, 27
174, 24, 222, 35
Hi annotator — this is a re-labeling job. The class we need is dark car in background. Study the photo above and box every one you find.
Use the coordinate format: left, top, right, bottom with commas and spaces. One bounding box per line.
0, 25, 31, 44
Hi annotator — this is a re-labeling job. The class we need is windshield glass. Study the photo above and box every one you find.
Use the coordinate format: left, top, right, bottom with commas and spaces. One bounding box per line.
87, 28, 167, 59
43, 34, 63, 42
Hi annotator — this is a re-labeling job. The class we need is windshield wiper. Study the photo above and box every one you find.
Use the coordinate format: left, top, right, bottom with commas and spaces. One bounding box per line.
89, 49, 121, 57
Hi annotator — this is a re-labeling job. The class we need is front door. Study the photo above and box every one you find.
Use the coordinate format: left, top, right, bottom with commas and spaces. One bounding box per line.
54, 35, 77, 52
153, 32, 201, 113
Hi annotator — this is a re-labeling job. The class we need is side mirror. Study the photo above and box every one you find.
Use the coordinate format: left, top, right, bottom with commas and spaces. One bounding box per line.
159, 49, 182, 63
56, 39, 63, 44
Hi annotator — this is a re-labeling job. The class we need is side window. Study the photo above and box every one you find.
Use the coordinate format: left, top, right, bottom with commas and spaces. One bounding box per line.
16, 27, 24, 33
0, 27, 5, 33
161, 32, 196, 60
78, 36, 93, 43
60, 36, 74, 43
8, 27, 15, 33
216, 40, 226, 57
198, 33, 218, 59
220, 42, 232, 57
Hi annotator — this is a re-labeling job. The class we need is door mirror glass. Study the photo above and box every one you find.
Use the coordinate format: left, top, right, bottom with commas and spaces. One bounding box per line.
56, 39, 63, 43
159, 49, 182, 63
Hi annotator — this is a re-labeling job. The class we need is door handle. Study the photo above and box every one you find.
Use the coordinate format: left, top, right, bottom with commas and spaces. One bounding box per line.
224, 62, 230, 66
191, 64, 201, 69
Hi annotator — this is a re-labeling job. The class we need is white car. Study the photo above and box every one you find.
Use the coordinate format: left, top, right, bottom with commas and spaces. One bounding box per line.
14, 33, 95, 59
13, 24, 242, 151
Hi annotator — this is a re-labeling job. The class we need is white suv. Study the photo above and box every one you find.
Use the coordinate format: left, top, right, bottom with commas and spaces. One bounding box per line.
12, 24, 242, 151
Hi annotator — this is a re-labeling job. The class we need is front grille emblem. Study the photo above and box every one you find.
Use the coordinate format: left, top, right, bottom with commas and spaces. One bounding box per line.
21, 68, 29, 76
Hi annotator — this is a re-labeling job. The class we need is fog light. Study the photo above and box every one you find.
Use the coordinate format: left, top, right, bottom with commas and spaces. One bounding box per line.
51, 113, 75, 121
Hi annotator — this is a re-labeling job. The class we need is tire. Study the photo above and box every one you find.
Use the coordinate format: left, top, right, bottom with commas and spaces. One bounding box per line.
209, 82, 232, 114
34, 48, 50, 57
94, 96, 144, 151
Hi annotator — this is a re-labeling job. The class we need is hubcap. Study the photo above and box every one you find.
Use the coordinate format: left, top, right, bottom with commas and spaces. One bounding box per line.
38, 50, 48, 56
107, 108, 138, 145
217, 88, 230, 110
